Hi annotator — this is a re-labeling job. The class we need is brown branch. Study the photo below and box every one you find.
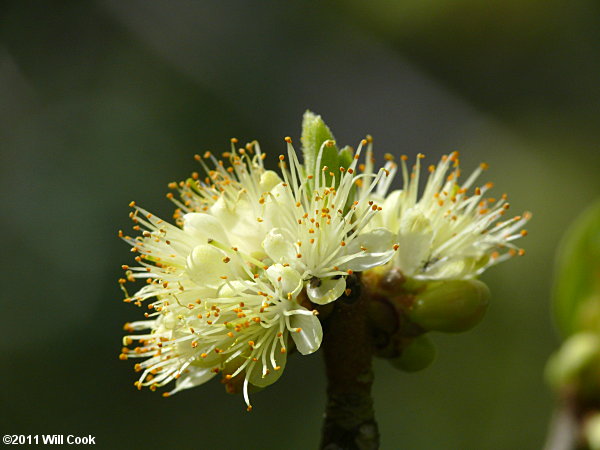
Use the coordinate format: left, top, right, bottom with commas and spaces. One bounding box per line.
320, 275, 379, 450
544, 401, 579, 450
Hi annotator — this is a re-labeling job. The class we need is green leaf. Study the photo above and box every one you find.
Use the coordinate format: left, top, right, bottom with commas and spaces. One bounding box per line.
338, 146, 356, 211
553, 200, 600, 337
338, 145, 354, 170
301, 110, 339, 186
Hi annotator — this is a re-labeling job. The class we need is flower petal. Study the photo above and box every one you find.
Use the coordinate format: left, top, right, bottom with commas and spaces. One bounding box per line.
186, 244, 232, 287
259, 170, 283, 192
169, 367, 217, 395
422, 256, 484, 279
381, 190, 404, 232
266, 264, 303, 299
262, 183, 296, 230
209, 197, 267, 257
396, 208, 434, 276
289, 311, 322, 355
306, 276, 346, 305
262, 228, 297, 264
342, 228, 396, 271
183, 213, 231, 245
247, 340, 288, 388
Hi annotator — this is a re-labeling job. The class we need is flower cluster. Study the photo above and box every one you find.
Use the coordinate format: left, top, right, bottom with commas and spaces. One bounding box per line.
119, 114, 530, 408
119, 136, 396, 409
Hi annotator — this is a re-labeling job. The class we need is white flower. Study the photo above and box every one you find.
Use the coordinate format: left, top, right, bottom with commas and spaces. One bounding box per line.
168, 138, 397, 304
119, 208, 321, 410
119, 135, 399, 404
360, 146, 531, 279
168, 143, 281, 257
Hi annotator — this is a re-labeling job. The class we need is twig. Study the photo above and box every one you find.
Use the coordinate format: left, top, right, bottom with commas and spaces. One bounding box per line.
320, 276, 379, 450
544, 402, 579, 450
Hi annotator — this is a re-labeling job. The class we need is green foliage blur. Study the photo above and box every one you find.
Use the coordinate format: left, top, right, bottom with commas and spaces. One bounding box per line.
546, 200, 600, 449
553, 201, 600, 337
1, 1, 599, 449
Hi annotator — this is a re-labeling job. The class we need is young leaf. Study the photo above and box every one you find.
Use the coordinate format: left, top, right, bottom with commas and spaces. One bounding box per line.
338, 145, 354, 170
301, 110, 339, 186
553, 200, 600, 336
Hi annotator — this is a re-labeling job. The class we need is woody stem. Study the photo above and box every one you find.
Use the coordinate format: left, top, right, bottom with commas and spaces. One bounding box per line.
319, 275, 379, 450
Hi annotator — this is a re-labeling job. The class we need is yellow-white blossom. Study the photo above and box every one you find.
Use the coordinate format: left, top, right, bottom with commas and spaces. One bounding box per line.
120, 206, 321, 410
119, 138, 396, 405
361, 145, 530, 279
168, 139, 396, 304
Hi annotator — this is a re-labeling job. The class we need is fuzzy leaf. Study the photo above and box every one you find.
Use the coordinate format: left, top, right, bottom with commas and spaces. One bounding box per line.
338, 145, 354, 170
301, 110, 339, 186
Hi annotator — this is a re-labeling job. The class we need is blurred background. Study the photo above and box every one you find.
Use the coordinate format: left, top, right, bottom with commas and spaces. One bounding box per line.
1, 1, 599, 448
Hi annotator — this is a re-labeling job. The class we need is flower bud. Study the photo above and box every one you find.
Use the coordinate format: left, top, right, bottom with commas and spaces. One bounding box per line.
408, 279, 490, 333
574, 294, 600, 334
584, 412, 600, 450
388, 335, 436, 372
545, 332, 600, 391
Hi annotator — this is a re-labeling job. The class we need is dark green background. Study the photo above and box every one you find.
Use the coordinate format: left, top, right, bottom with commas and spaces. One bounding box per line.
1, 1, 599, 448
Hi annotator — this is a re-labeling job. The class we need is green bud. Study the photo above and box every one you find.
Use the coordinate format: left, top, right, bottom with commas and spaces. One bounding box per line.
408, 279, 490, 333
389, 335, 436, 372
574, 294, 600, 333
545, 332, 600, 390
301, 110, 339, 186
584, 413, 600, 450
553, 200, 600, 336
